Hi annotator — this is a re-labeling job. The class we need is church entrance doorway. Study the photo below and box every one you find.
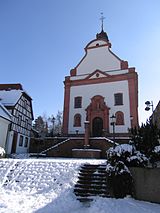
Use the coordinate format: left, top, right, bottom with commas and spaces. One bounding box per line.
92, 117, 103, 137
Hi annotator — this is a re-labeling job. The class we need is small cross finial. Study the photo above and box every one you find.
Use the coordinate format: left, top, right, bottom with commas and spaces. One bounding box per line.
100, 12, 105, 31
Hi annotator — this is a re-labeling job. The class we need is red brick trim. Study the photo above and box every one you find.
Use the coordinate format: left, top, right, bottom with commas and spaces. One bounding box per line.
70, 68, 77, 76
68, 70, 137, 87
62, 80, 71, 134
128, 72, 139, 128
121, 60, 129, 69
0, 83, 23, 90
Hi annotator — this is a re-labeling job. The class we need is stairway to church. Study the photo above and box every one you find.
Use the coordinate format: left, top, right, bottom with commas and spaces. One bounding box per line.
74, 163, 110, 203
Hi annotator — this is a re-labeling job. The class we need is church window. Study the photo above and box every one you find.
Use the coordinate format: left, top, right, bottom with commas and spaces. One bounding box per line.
114, 93, 123, 105
115, 111, 124, 125
74, 97, 82, 108
74, 114, 81, 127
19, 135, 24, 146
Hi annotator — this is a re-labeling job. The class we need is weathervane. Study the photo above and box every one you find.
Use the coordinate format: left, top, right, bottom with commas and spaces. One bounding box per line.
100, 12, 105, 31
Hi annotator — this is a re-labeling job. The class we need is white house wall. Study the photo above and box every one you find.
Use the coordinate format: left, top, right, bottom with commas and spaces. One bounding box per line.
6, 131, 14, 154
68, 80, 131, 134
76, 46, 121, 75
0, 117, 10, 149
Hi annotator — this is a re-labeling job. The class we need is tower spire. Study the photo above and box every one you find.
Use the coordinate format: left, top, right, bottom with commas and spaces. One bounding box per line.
96, 12, 109, 42
100, 12, 105, 31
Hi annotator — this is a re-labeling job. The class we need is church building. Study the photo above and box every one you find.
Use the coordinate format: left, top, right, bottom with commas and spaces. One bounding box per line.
62, 24, 138, 138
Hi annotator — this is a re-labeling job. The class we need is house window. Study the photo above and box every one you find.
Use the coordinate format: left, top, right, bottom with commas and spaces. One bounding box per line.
25, 119, 28, 129
19, 135, 23, 146
114, 93, 123, 105
115, 111, 124, 125
24, 137, 29, 147
74, 97, 82, 108
74, 114, 81, 127
24, 100, 27, 108
18, 114, 22, 125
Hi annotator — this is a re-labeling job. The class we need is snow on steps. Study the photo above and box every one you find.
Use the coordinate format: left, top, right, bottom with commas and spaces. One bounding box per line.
74, 163, 110, 203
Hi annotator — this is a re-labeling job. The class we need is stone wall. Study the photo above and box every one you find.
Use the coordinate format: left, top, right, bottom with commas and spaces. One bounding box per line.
46, 138, 84, 157
29, 137, 68, 153
29, 137, 113, 158
130, 167, 160, 204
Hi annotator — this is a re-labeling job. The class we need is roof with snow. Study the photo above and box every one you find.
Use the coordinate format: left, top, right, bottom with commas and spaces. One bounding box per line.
0, 84, 32, 107
0, 89, 22, 106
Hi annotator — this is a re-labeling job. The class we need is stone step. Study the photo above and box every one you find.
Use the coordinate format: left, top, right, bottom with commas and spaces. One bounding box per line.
79, 171, 106, 176
76, 197, 93, 203
81, 164, 106, 168
82, 164, 100, 167
77, 180, 107, 185
79, 168, 107, 173
75, 183, 107, 190
74, 163, 110, 202
74, 191, 109, 197
78, 176, 106, 181
74, 188, 107, 195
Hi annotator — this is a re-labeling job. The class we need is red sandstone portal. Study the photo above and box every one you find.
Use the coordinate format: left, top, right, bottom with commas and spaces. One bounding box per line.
86, 95, 110, 136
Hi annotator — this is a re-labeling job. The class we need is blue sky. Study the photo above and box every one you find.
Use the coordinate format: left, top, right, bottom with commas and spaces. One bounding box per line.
0, 0, 160, 123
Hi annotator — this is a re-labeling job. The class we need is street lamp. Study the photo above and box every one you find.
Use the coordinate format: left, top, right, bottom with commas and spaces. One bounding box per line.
110, 114, 116, 146
145, 101, 154, 123
145, 101, 154, 112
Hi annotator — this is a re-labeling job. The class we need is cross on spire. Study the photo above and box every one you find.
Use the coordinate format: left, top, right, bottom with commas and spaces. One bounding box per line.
100, 12, 105, 31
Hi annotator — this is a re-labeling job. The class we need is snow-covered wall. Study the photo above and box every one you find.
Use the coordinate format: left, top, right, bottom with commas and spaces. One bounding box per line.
68, 80, 131, 134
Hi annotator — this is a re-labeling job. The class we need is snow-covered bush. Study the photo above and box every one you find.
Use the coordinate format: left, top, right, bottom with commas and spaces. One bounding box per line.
0, 147, 5, 158
107, 144, 148, 167
127, 151, 148, 167
150, 145, 160, 165
106, 161, 133, 198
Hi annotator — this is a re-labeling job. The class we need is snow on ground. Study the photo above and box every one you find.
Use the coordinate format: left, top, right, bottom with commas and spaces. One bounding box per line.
0, 157, 160, 213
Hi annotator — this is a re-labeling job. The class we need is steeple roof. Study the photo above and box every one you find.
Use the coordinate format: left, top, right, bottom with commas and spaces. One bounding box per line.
96, 29, 109, 41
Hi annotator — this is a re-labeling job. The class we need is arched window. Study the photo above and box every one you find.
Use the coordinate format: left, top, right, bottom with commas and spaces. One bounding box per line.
74, 114, 81, 127
115, 111, 124, 125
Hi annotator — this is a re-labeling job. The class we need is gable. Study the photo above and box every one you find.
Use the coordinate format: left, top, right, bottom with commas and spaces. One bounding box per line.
86, 70, 111, 80
76, 43, 121, 76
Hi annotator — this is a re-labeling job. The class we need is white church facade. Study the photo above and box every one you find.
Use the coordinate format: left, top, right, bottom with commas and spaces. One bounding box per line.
62, 28, 138, 137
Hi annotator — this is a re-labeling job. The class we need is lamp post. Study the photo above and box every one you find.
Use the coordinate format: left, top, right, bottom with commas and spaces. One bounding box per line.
110, 114, 116, 147
145, 101, 154, 123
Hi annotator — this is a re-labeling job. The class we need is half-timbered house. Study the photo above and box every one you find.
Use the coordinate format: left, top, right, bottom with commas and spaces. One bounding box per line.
0, 84, 34, 154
